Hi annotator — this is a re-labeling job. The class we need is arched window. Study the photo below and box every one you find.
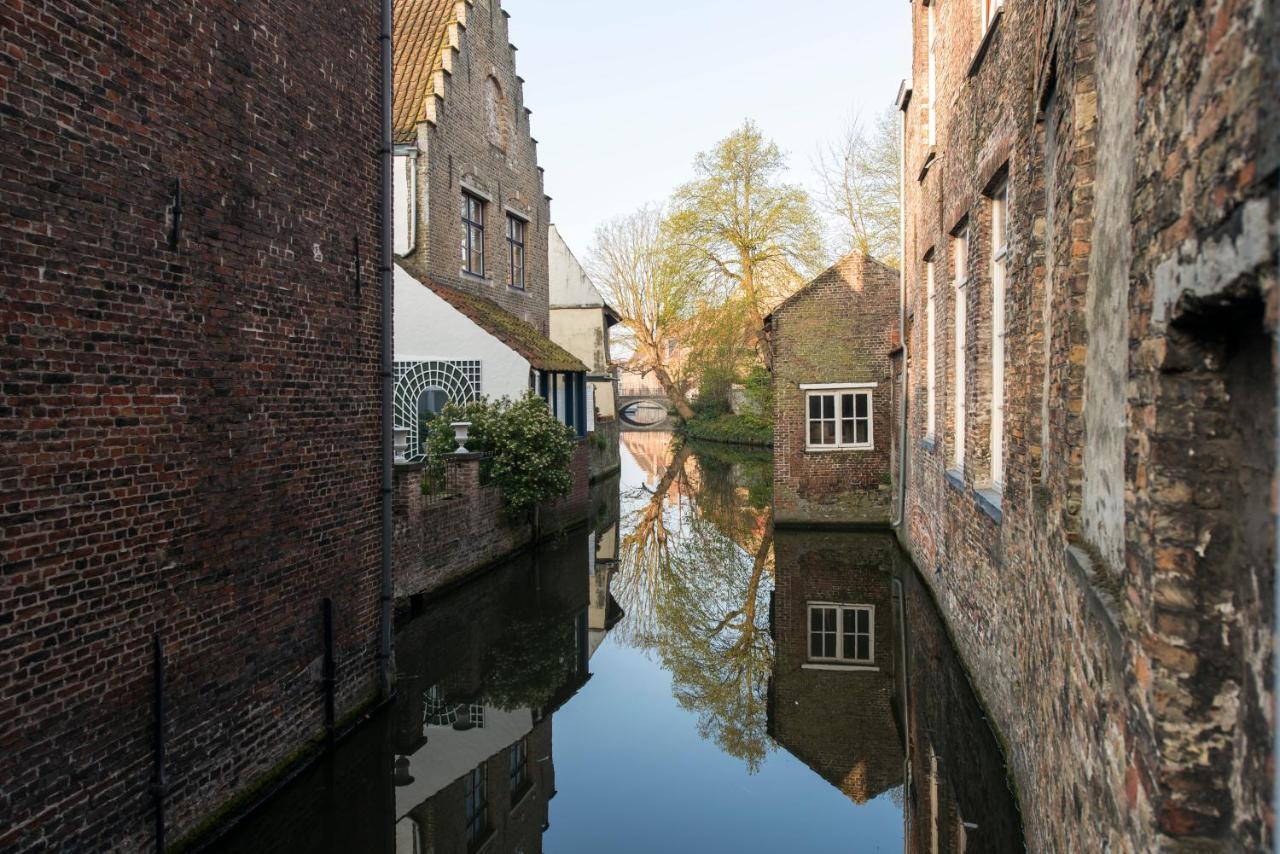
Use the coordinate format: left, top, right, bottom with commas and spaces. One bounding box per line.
484, 76, 508, 150
393, 360, 482, 461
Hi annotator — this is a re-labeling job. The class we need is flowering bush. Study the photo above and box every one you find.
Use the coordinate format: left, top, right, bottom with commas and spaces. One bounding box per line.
422, 393, 574, 515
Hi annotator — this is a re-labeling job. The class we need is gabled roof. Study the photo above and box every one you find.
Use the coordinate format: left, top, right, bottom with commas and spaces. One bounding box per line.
393, 0, 459, 144
399, 261, 588, 373
763, 251, 897, 326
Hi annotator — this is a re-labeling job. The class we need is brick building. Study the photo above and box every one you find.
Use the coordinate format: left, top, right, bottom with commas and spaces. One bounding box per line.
897, 0, 1278, 848
766, 252, 900, 525
1, 2, 385, 850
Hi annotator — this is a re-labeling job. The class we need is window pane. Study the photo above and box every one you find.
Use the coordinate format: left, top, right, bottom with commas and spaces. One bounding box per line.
810, 609, 822, 632
824, 608, 836, 631
822, 421, 835, 445
809, 422, 822, 445
462, 195, 469, 217
822, 395, 835, 418
858, 609, 869, 632
841, 419, 854, 444
842, 394, 853, 417
810, 631, 823, 658
857, 422, 869, 445
809, 396, 820, 418
857, 636, 870, 660
824, 632, 837, 658
856, 394, 868, 417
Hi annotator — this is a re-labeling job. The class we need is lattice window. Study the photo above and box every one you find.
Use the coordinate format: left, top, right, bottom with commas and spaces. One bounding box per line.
393, 361, 482, 462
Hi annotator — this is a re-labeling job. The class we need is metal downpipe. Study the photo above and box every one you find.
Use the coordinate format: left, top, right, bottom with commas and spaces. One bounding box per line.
378, 0, 395, 696
892, 97, 909, 530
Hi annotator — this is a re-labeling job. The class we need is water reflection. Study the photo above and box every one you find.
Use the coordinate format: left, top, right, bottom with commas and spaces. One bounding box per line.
208, 434, 1021, 852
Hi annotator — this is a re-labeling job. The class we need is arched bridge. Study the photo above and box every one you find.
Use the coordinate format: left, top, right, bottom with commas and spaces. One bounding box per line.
617, 389, 674, 430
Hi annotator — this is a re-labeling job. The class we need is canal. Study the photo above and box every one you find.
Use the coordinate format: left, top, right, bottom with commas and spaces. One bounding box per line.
209, 432, 1023, 852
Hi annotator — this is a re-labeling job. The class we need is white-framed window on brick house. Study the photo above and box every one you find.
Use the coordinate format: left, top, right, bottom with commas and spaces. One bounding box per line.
808, 603, 874, 664
926, 1, 938, 145
926, 257, 937, 440
803, 385, 874, 451
462, 191, 485, 277
981, 0, 1004, 34
989, 180, 1008, 491
509, 737, 530, 804
952, 226, 968, 470
507, 213, 526, 289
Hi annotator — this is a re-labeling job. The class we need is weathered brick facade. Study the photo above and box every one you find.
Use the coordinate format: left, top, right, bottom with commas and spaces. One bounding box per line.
899, 0, 1278, 849
1, 1, 384, 850
395, 0, 551, 332
768, 253, 899, 525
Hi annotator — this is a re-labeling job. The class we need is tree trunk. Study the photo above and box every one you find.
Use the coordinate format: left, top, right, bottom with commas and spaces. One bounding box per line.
741, 262, 773, 371
652, 363, 696, 420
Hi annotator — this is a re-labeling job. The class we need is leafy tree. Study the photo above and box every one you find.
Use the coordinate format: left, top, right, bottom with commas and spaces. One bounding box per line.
668, 120, 825, 368
590, 206, 700, 419
814, 107, 901, 266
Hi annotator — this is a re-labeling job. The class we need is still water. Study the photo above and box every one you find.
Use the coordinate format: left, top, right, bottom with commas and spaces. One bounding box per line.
210, 432, 1023, 852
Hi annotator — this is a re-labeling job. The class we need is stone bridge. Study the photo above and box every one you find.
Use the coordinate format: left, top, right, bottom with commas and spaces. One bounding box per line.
617, 388, 674, 430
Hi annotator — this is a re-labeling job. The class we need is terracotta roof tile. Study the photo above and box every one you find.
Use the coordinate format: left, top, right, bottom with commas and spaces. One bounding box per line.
398, 262, 588, 373
393, 0, 457, 142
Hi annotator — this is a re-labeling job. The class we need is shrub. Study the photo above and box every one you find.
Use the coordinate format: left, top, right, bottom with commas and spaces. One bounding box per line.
421, 393, 575, 515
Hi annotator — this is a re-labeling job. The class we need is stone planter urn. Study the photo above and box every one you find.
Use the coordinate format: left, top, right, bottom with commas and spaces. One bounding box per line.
451, 421, 472, 454
393, 427, 411, 462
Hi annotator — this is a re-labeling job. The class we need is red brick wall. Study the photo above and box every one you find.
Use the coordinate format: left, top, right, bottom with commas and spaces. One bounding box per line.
770, 253, 898, 525
0, 1, 384, 850
898, 0, 1277, 848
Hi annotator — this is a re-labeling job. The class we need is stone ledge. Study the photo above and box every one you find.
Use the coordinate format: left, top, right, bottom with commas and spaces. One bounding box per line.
944, 468, 965, 492
974, 487, 1003, 524
1064, 545, 1125, 670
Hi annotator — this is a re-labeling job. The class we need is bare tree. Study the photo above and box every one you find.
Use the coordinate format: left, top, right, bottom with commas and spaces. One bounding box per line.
814, 107, 901, 267
668, 120, 825, 369
589, 206, 698, 419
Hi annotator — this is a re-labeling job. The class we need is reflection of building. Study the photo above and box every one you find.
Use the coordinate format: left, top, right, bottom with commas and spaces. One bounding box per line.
764, 252, 899, 526
588, 473, 623, 657
768, 531, 904, 804
769, 531, 1023, 850
391, 532, 591, 853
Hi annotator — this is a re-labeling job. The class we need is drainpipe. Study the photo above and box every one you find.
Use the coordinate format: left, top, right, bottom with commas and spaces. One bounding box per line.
892, 82, 911, 530
378, 0, 395, 696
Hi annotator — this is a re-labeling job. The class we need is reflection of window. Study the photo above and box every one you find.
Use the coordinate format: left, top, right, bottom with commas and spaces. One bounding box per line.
464, 766, 489, 849
509, 738, 529, 803
462, 191, 485, 276
808, 603, 874, 664
507, 215, 526, 289
424, 685, 458, 728
805, 388, 873, 450
468, 704, 485, 728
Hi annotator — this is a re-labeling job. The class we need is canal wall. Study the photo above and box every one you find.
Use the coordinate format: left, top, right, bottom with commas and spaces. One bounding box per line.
392, 441, 590, 599
897, 0, 1278, 849
0, 1, 386, 851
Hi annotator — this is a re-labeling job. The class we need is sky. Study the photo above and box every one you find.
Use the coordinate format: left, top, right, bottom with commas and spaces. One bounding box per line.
502, 0, 912, 256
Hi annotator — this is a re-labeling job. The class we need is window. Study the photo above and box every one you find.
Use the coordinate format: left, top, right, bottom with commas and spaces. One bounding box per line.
926, 260, 936, 440
464, 766, 489, 849
509, 738, 529, 803
952, 228, 968, 470
926, 3, 937, 145
808, 604, 874, 664
990, 182, 1007, 490
507, 215, 526, 289
805, 388, 873, 450
981, 0, 1004, 33
462, 192, 485, 276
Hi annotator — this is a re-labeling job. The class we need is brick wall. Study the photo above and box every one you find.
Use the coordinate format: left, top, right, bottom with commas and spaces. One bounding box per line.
770, 253, 899, 525
393, 441, 590, 598
404, 0, 551, 332
898, 0, 1278, 849
0, 1, 383, 849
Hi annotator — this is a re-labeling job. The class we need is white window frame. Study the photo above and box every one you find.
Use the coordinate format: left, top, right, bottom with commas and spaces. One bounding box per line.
926, 259, 936, 440
981, 0, 1004, 34
926, 2, 938, 146
807, 603, 875, 665
803, 385, 875, 451
990, 183, 1007, 492
952, 228, 968, 471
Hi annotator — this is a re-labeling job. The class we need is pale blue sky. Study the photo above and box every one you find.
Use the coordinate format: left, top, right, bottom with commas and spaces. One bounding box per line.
503, 0, 912, 256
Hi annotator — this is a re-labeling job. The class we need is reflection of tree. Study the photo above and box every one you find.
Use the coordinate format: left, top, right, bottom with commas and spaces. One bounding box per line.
614, 434, 777, 770
480, 611, 577, 711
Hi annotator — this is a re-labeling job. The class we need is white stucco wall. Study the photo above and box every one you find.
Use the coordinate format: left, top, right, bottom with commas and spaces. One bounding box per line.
392, 152, 416, 256
394, 264, 531, 401
549, 224, 604, 308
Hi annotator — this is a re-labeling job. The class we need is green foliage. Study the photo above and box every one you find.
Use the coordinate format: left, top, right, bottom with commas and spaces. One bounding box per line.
480, 612, 578, 711
680, 412, 773, 447
421, 393, 575, 515
741, 365, 774, 418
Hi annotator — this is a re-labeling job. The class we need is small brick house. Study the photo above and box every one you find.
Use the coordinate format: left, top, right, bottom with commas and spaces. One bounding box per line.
766, 252, 900, 526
